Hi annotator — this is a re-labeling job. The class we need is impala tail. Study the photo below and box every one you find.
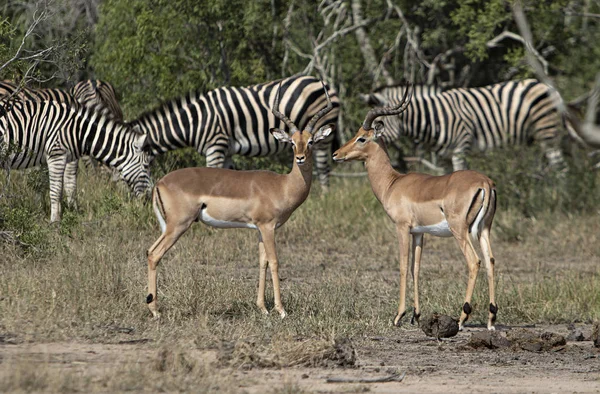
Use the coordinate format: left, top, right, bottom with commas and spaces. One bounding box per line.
467, 183, 496, 241
152, 185, 167, 234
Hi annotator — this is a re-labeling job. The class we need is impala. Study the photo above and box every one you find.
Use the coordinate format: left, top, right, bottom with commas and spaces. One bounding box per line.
145, 81, 335, 318
333, 87, 498, 330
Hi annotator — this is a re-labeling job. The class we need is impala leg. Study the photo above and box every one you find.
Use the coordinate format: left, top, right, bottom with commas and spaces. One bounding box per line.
47, 154, 67, 223
479, 228, 497, 330
394, 226, 410, 326
455, 232, 481, 330
146, 223, 191, 318
411, 234, 424, 325
259, 225, 286, 318
256, 233, 269, 315
63, 160, 79, 207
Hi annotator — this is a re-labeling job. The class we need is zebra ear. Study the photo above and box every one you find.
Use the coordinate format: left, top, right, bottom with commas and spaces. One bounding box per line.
134, 133, 148, 150
270, 128, 292, 143
373, 121, 385, 139
131, 124, 143, 134
313, 123, 335, 143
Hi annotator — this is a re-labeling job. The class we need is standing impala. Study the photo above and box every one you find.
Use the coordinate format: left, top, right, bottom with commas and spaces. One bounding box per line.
145, 81, 335, 318
333, 87, 498, 331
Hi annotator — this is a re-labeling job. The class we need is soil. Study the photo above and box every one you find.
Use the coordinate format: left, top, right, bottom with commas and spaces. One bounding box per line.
1, 323, 599, 393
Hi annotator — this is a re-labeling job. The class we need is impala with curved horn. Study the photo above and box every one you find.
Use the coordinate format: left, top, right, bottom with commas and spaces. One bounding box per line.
333, 85, 498, 330
145, 81, 335, 318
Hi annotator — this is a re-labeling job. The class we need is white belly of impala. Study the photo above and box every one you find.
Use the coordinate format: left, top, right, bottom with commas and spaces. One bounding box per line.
199, 208, 257, 229
411, 220, 453, 237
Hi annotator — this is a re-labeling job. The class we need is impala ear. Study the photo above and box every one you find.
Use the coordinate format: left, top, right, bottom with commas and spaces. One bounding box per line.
270, 128, 292, 143
313, 123, 335, 143
373, 121, 384, 139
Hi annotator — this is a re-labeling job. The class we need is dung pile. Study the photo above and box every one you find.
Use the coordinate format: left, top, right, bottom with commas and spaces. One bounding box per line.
420, 313, 459, 338
467, 328, 566, 351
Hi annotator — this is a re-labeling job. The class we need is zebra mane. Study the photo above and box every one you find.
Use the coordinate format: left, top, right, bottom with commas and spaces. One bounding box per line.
373, 80, 440, 93
132, 88, 210, 122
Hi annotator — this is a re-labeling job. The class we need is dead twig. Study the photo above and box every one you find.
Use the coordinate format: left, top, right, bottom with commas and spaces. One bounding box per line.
326, 371, 406, 384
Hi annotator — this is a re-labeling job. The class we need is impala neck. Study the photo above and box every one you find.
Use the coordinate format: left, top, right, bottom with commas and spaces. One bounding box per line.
364, 140, 401, 204
285, 155, 313, 204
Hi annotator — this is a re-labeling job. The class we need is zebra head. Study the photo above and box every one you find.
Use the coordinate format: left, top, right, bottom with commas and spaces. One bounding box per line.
269, 80, 335, 166
114, 125, 153, 197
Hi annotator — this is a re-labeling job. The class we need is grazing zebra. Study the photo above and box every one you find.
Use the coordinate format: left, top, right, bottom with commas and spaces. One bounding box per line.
0, 99, 151, 222
129, 75, 340, 188
0, 80, 125, 203
361, 79, 568, 171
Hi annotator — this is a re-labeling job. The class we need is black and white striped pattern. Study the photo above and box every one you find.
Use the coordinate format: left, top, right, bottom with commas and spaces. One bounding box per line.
0, 80, 125, 203
363, 79, 567, 171
130, 76, 340, 187
0, 99, 151, 222
71, 80, 124, 121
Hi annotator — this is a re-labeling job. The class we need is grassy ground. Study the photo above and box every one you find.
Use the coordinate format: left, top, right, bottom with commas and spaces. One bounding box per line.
1, 149, 600, 392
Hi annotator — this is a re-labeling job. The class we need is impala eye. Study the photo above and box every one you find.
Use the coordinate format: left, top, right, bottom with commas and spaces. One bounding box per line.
356, 137, 367, 143
307, 140, 313, 146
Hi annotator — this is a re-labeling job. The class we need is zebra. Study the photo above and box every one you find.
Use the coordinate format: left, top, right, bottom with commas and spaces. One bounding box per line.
129, 75, 340, 188
71, 79, 124, 121
361, 79, 569, 172
0, 80, 125, 204
361, 84, 444, 170
0, 98, 151, 222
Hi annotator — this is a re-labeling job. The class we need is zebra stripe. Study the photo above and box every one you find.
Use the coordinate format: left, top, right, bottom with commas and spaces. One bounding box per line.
130, 76, 340, 187
364, 79, 567, 171
0, 99, 151, 222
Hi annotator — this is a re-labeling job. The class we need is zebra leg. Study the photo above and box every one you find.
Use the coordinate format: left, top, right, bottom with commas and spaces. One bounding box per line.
451, 153, 468, 172
46, 154, 68, 223
314, 145, 331, 191
204, 145, 227, 168
541, 140, 566, 172
63, 160, 79, 207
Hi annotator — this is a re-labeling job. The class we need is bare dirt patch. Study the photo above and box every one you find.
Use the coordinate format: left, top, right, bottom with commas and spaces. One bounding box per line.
1, 324, 599, 393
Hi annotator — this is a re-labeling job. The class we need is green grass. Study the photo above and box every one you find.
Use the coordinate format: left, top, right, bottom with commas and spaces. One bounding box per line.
1, 148, 600, 349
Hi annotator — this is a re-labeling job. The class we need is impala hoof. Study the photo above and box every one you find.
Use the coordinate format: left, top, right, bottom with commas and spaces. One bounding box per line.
393, 312, 406, 327
411, 311, 421, 325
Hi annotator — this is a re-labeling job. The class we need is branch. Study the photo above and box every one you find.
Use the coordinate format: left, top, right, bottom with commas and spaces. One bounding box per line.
0, 7, 47, 72
513, 3, 564, 113
486, 30, 549, 75
563, 10, 600, 19
514, 1, 600, 149
327, 372, 406, 384
280, 0, 295, 76
385, 0, 431, 72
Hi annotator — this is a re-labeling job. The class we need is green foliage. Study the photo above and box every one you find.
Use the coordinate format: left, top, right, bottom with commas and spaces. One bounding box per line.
468, 144, 600, 218
93, 0, 280, 117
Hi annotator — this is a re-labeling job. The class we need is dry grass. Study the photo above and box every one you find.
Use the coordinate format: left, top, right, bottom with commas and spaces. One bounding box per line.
1, 159, 600, 391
